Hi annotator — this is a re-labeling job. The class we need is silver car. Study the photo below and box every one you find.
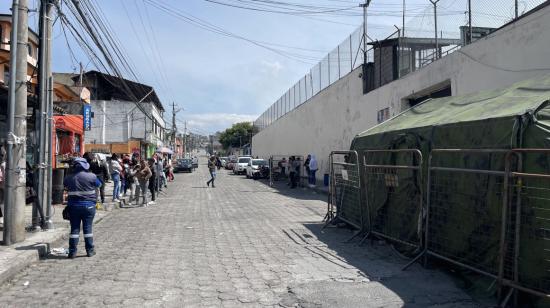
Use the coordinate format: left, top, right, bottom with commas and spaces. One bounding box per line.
233, 156, 251, 175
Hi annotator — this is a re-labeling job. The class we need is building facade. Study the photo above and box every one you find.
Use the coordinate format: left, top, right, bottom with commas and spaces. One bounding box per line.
252, 2, 550, 179
58, 71, 166, 158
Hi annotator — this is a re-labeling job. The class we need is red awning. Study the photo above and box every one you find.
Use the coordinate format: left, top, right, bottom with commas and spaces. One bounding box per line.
54, 115, 84, 135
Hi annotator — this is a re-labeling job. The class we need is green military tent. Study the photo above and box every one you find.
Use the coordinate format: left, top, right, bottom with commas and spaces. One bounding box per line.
347, 75, 550, 299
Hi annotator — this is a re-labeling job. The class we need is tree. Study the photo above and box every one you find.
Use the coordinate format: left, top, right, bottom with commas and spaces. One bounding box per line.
219, 122, 255, 149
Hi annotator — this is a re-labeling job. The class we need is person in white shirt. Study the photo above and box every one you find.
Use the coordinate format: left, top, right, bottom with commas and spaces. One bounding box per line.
110, 154, 122, 202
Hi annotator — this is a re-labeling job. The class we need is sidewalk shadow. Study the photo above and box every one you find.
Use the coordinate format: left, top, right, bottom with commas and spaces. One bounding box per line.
296, 222, 494, 307
254, 178, 329, 202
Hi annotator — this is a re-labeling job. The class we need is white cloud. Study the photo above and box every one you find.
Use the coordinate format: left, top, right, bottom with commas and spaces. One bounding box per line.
184, 113, 258, 134
260, 60, 283, 77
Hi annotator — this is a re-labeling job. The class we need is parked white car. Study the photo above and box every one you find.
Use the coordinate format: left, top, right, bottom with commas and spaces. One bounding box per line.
246, 159, 268, 179
233, 156, 251, 175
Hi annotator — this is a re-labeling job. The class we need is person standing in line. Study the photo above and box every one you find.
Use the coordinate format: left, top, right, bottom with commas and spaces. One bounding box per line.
134, 160, 151, 206
125, 162, 138, 206
85, 153, 109, 205
110, 154, 122, 202
279, 157, 287, 182
308, 154, 318, 187
288, 156, 297, 189
166, 156, 174, 182
159, 155, 167, 189
206, 156, 217, 188
64, 158, 101, 258
121, 155, 131, 196
148, 159, 157, 205
304, 154, 311, 178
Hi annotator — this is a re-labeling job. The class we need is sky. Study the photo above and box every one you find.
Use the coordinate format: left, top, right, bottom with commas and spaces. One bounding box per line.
1, 0, 534, 135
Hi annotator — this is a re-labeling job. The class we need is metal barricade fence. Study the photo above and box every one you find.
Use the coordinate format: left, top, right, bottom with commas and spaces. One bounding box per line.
362, 149, 423, 249
500, 149, 550, 301
327, 151, 363, 230
424, 149, 519, 284
269, 155, 305, 188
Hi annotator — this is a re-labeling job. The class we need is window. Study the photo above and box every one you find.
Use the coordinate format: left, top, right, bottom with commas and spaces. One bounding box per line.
377, 108, 390, 124
27, 44, 32, 57
407, 85, 452, 108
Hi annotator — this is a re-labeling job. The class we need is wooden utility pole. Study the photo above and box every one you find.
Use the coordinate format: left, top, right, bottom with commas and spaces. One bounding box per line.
4, 0, 29, 245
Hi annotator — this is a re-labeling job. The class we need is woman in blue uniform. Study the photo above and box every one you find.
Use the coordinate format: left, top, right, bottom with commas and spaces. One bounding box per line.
64, 158, 101, 258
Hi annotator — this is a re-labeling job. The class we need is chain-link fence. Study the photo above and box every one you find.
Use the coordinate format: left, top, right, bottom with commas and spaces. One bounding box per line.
327, 151, 363, 230
255, 26, 364, 131
363, 149, 423, 250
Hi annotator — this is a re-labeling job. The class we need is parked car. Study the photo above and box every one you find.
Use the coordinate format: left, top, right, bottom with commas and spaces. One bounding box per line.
192, 156, 199, 168
174, 158, 193, 173
233, 156, 252, 175
220, 157, 228, 168
246, 159, 269, 179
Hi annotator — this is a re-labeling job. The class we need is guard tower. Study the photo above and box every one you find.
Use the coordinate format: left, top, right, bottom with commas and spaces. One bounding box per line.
365, 37, 462, 93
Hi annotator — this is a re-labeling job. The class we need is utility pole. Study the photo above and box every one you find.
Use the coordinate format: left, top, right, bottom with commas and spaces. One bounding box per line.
515, 0, 518, 19
34, 0, 54, 231
171, 102, 177, 156
4, 0, 29, 245
183, 121, 187, 157
402, 0, 405, 37
359, 0, 371, 64
43, 0, 55, 230
468, 0, 472, 44
430, 0, 440, 59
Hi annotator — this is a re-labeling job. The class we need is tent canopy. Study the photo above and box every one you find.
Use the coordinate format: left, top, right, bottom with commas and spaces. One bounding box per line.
355, 76, 550, 146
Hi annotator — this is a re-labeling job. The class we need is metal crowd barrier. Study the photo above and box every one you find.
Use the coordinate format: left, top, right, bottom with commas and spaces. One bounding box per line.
325, 151, 363, 234
499, 149, 550, 305
361, 149, 423, 253
422, 149, 517, 286
323, 147, 550, 304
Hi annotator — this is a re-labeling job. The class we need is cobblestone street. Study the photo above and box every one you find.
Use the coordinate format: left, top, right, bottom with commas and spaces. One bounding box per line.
0, 159, 484, 307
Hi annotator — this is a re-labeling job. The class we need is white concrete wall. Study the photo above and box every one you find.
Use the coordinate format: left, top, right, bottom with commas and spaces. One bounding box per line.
252, 4, 550, 179
86, 100, 166, 145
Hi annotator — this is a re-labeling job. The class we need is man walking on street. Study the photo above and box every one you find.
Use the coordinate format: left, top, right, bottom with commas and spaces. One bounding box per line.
206, 156, 217, 188
64, 158, 101, 258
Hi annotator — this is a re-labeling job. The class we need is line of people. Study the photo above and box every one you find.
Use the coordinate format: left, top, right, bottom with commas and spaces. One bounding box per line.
83, 152, 175, 207
63, 152, 176, 258
277, 154, 318, 188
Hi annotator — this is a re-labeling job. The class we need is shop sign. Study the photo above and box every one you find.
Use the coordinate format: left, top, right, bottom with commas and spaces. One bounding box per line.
83, 104, 92, 131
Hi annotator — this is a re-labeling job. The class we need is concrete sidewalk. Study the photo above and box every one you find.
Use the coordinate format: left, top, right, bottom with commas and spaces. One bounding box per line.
0, 181, 119, 287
